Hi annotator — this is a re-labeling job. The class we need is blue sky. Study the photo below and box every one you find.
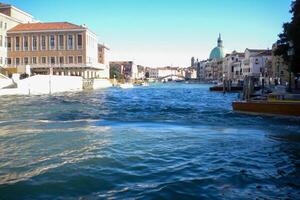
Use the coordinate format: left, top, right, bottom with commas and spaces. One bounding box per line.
4, 0, 293, 67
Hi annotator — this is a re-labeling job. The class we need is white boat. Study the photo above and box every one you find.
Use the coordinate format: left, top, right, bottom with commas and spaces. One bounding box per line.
142, 82, 149, 87
119, 83, 134, 89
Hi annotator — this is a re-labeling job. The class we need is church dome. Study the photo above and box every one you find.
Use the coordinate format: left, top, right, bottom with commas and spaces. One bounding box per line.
209, 34, 224, 60
209, 46, 224, 60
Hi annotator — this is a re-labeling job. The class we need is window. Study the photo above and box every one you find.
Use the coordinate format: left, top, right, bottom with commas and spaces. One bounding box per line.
0, 22, 2, 28
50, 57, 55, 64
68, 56, 73, 64
16, 58, 20, 65
77, 34, 82, 49
77, 56, 82, 64
24, 57, 29, 65
58, 35, 64, 50
32, 36, 37, 51
68, 35, 73, 49
23, 36, 28, 50
4, 23, 6, 29
7, 37, 11, 49
7, 58, 11, 65
0, 35, 2, 47
49, 35, 55, 50
59, 56, 64, 64
32, 57, 37, 64
0, 57, 2, 64
41, 57, 47, 64
15, 36, 20, 51
41, 35, 46, 50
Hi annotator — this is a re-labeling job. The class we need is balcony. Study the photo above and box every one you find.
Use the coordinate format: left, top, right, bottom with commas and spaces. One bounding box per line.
6, 63, 107, 70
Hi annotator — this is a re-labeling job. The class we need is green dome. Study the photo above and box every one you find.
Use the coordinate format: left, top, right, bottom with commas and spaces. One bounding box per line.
209, 46, 224, 60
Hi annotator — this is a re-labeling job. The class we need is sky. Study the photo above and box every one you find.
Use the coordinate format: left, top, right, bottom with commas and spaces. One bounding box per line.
3, 0, 293, 67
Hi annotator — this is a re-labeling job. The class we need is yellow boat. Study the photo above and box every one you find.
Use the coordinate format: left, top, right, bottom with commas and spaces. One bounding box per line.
232, 98, 300, 116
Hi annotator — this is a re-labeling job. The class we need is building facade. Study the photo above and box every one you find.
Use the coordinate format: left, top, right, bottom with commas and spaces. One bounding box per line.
242, 49, 272, 78
6, 22, 107, 78
0, 3, 36, 71
222, 51, 244, 82
271, 43, 289, 85
109, 61, 138, 80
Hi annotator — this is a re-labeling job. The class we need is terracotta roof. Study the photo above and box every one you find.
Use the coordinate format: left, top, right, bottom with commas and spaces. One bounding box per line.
234, 53, 245, 57
246, 48, 268, 53
8, 22, 85, 32
254, 50, 272, 56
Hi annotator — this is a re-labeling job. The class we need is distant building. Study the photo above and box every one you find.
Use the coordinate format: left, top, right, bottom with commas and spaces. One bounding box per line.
109, 61, 138, 80
196, 60, 208, 81
209, 34, 224, 60
191, 57, 195, 67
6, 22, 108, 78
185, 66, 197, 79
206, 34, 225, 81
222, 51, 244, 81
147, 67, 158, 79
242, 49, 272, 78
137, 65, 146, 79
271, 43, 289, 85
97, 44, 110, 78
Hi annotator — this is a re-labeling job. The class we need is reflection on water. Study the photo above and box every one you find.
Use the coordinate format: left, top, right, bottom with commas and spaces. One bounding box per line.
0, 83, 300, 199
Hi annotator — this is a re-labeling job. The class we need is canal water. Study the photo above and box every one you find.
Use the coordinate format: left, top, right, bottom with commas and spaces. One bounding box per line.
0, 83, 300, 199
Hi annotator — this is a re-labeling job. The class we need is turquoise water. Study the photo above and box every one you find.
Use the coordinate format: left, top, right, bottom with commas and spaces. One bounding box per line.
0, 83, 300, 199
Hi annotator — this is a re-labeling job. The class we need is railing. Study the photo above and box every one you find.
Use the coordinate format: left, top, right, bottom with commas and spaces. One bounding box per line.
6, 63, 107, 70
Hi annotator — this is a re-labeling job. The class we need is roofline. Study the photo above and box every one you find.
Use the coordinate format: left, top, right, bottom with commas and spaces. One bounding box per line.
0, 4, 33, 18
110, 61, 134, 63
98, 43, 110, 50
0, 12, 23, 23
86, 28, 98, 38
7, 28, 87, 34
245, 48, 269, 52
250, 52, 272, 57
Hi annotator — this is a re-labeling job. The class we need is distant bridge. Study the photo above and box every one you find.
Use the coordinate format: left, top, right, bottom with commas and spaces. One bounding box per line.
157, 74, 186, 81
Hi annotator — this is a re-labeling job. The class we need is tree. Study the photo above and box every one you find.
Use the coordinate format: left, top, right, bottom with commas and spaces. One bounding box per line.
109, 65, 124, 80
275, 0, 300, 75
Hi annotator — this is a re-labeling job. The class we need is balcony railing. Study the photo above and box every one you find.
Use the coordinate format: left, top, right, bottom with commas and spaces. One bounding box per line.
6, 63, 107, 70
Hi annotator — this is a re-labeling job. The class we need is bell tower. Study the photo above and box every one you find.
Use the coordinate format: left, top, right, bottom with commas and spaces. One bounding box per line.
217, 33, 223, 48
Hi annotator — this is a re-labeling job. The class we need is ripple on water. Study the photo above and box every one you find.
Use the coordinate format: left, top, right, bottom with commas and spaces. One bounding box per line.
0, 84, 300, 199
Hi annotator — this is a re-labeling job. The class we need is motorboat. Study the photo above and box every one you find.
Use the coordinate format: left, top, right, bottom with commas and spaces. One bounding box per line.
119, 83, 134, 89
